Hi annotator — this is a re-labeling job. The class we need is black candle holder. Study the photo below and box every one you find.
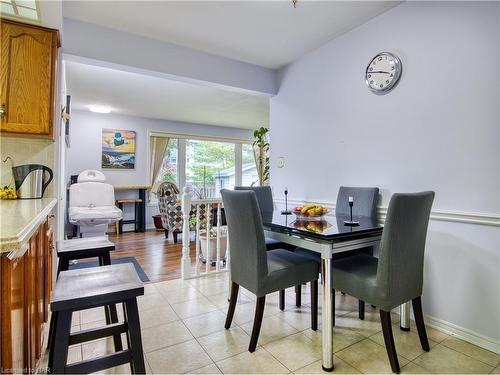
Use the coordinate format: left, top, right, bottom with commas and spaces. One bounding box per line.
281, 187, 292, 215
344, 199, 360, 226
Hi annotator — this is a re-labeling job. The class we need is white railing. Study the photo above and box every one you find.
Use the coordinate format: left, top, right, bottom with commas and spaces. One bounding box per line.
181, 187, 230, 279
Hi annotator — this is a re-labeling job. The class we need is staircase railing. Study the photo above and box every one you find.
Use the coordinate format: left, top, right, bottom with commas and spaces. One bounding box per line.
180, 187, 230, 279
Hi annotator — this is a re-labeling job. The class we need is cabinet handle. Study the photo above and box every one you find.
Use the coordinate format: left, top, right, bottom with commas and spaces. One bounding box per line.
0, 104, 5, 119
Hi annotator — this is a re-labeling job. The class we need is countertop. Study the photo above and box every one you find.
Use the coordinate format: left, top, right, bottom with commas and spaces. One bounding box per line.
66, 185, 151, 190
0, 197, 57, 254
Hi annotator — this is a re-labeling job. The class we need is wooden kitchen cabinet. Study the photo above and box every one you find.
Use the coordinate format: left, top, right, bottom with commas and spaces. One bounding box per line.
0, 18, 60, 138
1, 214, 55, 373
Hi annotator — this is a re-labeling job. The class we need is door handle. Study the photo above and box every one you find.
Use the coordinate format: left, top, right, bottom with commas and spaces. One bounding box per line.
0, 104, 5, 119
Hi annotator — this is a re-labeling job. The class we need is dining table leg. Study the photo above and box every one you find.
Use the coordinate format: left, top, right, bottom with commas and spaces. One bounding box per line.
321, 256, 334, 371
400, 301, 411, 331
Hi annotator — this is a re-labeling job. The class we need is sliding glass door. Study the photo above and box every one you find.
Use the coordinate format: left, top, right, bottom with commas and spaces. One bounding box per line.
151, 134, 257, 200
186, 139, 235, 198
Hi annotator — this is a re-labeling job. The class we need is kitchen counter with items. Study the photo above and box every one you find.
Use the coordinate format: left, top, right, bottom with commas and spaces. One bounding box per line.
1, 198, 57, 372
0, 197, 57, 253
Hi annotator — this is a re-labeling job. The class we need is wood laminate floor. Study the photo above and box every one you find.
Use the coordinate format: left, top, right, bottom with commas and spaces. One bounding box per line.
107, 230, 218, 283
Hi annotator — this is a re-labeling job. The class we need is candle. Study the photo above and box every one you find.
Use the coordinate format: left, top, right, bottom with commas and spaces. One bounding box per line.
348, 196, 353, 203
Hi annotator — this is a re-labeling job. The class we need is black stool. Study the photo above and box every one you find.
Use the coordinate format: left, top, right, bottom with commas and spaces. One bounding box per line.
55, 237, 122, 351
116, 199, 143, 234
56, 236, 116, 276
48, 263, 145, 374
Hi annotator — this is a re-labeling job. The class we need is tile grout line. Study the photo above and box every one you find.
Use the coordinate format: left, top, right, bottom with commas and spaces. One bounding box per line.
433, 341, 498, 369
148, 278, 499, 374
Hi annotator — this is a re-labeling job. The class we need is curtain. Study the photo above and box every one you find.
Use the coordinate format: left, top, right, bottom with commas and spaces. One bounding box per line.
149, 136, 170, 194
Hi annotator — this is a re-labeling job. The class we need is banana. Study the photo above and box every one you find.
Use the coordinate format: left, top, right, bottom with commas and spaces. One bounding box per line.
301, 204, 315, 214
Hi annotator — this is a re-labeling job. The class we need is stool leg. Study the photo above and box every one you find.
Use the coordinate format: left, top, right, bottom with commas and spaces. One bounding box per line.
124, 299, 145, 374
100, 251, 123, 351
134, 202, 139, 232
118, 203, 124, 234
57, 257, 70, 277
50, 310, 72, 374
102, 251, 112, 266
48, 311, 58, 371
104, 304, 124, 351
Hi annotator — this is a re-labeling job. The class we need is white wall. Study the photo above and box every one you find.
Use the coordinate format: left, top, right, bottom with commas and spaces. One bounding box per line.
270, 1, 500, 347
66, 110, 252, 226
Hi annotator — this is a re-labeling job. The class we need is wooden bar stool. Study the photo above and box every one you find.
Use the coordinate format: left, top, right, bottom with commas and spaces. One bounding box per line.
48, 264, 145, 374
116, 199, 143, 234
55, 236, 122, 351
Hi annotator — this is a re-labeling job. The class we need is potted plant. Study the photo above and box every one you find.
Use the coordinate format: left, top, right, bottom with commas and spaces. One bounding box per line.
190, 217, 228, 265
253, 127, 270, 186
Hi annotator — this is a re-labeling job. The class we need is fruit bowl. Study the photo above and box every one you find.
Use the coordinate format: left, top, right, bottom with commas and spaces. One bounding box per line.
292, 205, 328, 220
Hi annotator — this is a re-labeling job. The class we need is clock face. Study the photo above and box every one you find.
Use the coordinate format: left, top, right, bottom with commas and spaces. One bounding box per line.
365, 52, 402, 94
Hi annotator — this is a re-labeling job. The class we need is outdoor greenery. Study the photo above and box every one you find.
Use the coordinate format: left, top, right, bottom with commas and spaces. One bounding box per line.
188, 140, 235, 186
156, 137, 264, 195
158, 139, 178, 183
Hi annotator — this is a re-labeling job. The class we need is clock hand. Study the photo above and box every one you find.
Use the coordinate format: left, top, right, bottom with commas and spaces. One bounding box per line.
368, 71, 390, 74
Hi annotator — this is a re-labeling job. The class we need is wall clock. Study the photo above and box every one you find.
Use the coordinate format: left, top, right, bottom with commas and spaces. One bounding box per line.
365, 52, 402, 94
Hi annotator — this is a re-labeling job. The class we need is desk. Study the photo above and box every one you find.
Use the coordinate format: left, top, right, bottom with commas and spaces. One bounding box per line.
114, 186, 150, 232
262, 212, 410, 371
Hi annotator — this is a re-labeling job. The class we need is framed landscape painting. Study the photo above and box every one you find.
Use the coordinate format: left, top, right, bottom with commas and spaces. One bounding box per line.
102, 129, 136, 169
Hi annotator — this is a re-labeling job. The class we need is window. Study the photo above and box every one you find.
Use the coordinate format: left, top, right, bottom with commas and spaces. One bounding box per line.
242, 143, 259, 187
0, 0, 40, 21
150, 133, 257, 202
186, 139, 235, 199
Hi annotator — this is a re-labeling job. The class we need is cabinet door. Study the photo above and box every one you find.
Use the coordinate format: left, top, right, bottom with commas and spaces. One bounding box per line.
1, 253, 27, 371
43, 218, 54, 323
26, 234, 37, 370
0, 19, 58, 137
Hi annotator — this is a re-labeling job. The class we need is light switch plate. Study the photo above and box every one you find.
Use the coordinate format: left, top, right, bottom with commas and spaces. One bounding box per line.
277, 157, 285, 168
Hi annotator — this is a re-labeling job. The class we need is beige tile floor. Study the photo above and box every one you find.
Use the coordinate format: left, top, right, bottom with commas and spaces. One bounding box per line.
39, 273, 500, 374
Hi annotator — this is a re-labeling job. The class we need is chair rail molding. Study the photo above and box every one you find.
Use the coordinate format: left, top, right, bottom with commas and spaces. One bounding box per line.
274, 198, 500, 227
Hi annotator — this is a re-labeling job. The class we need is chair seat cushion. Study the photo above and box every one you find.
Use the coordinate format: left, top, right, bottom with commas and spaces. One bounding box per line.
332, 254, 387, 309
258, 249, 319, 296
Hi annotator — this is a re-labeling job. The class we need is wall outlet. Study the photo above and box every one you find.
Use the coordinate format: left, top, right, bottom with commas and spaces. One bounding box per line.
277, 157, 285, 168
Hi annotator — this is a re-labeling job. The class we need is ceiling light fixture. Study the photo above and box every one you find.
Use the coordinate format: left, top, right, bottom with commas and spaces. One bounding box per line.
88, 105, 111, 114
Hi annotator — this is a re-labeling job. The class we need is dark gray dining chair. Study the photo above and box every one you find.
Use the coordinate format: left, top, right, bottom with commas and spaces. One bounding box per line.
234, 186, 284, 250
336, 186, 379, 218
295, 186, 379, 315
332, 191, 435, 373
235, 186, 296, 310
221, 189, 319, 352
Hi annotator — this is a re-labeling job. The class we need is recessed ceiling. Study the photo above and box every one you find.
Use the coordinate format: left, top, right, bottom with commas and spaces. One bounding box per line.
65, 60, 269, 129
63, 1, 400, 69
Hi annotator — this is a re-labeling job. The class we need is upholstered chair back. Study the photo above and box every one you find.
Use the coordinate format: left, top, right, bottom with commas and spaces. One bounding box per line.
336, 186, 379, 218
234, 186, 274, 215
221, 189, 268, 294
376, 191, 435, 308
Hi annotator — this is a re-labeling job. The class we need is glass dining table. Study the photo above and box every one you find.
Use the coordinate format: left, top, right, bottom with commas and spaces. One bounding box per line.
261, 211, 411, 372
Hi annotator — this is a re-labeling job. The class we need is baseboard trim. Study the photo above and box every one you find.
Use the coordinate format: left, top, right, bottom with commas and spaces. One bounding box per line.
274, 198, 500, 227
424, 315, 500, 354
